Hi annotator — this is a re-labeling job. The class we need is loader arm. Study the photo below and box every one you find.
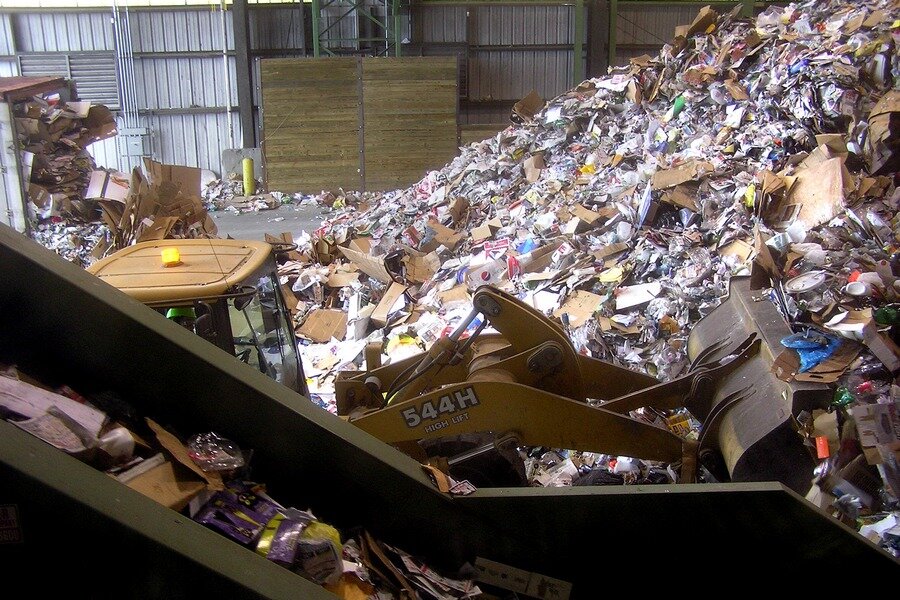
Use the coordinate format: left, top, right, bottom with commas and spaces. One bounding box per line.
336, 279, 831, 491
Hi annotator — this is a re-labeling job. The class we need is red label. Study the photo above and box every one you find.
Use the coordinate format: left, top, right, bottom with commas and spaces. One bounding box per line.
815, 436, 830, 459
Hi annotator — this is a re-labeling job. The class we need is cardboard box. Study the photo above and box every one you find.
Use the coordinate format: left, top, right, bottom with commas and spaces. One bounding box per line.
298, 309, 348, 343
143, 157, 202, 196
125, 459, 208, 512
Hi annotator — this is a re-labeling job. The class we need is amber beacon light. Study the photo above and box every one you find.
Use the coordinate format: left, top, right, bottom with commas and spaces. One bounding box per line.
161, 247, 182, 267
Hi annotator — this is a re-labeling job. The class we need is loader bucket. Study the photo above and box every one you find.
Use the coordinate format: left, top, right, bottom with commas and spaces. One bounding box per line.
687, 276, 830, 493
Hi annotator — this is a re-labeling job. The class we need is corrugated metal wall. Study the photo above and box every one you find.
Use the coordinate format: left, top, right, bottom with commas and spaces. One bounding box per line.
0, 13, 16, 55
14, 11, 113, 52
614, 3, 704, 65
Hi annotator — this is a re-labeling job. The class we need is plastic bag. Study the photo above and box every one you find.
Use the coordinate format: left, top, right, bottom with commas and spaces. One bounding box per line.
187, 431, 245, 472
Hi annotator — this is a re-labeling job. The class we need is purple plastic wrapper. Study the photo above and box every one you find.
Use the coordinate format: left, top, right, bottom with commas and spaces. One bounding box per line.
193, 481, 280, 545
225, 481, 281, 521
194, 494, 271, 545
255, 513, 311, 567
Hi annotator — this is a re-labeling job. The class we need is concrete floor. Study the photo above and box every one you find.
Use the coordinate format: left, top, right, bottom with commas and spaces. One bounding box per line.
209, 203, 330, 242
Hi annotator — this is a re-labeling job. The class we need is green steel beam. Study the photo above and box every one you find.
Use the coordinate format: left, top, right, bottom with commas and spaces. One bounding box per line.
573, 0, 583, 86
311, 0, 321, 57
394, 0, 402, 56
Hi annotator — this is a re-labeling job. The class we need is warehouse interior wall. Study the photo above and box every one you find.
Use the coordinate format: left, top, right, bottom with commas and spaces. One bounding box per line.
0, 1, 730, 178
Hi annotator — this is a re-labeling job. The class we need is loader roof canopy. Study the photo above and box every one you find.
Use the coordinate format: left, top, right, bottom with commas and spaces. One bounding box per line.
87, 239, 271, 304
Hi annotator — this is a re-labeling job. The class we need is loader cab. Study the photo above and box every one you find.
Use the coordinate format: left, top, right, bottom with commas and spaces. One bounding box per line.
87, 239, 308, 398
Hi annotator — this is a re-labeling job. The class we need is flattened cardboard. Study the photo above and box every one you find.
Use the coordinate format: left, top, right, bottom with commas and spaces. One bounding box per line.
724, 79, 749, 101
371, 282, 408, 328
449, 197, 469, 225
438, 284, 470, 305
570, 204, 603, 227
553, 290, 602, 328
426, 218, 463, 251
593, 242, 629, 260
339, 246, 392, 284
298, 309, 348, 343
662, 183, 699, 212
137, 216, 180, 242
72, 105, 117, 147
865, 90, 900, 174
471, 222, 499, 244
516, 241, 563, 275
718, 239, 754, 262
773, 340, 862, 384
651, 160, 714, 190
326, 271, 360, 288
512, 90, 544, 122
348, 237, 372, 253
143, 157, 202, 196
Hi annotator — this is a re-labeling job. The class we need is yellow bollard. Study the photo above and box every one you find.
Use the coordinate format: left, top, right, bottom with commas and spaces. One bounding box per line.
242, 157, 255, 196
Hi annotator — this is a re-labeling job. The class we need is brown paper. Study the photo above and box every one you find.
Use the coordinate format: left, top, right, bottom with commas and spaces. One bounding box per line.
449, 197, 470, 225
298, 309, 348, 343
724, 79, 749, 101
523, 153, 546, 183
789, 156, 852, 229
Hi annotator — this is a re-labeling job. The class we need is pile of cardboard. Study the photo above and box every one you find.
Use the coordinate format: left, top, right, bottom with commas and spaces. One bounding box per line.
96, 158, 218, 254
15, 98, 116, 221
